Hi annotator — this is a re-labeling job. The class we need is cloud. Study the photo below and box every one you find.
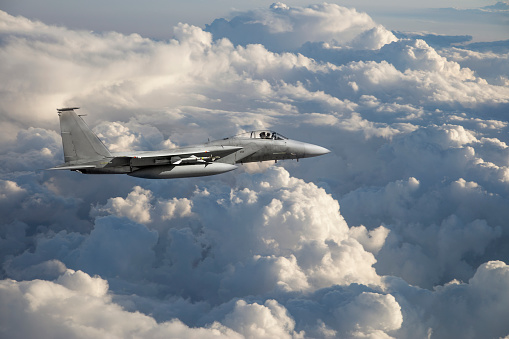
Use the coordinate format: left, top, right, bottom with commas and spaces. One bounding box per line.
439, 46, 509, 86
387, 260, 509, 339
222, 299, 303, 339
395, 2, 509, 43
0, 269, 243, 339
92, 186, 154, 223
1, 2, 509, 338
205, 3, 397, 52
0, 180, 26, 200
93, 120, 177, 152
92, 168, 380, 299
333, 292, 402, 337
393, 32, 473, 48
2, 261, 509, 339
0, 127, 62, 174
1, 6, 508, 143
73, 216, 158, 280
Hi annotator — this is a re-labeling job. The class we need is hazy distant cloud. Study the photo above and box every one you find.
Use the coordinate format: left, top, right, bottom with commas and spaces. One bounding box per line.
394, 32, 473, 48
397, 1, 509, 41
442, 0, 509, 16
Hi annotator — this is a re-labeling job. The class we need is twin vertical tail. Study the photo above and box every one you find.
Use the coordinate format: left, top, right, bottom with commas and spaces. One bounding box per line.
57, 107, 111, 163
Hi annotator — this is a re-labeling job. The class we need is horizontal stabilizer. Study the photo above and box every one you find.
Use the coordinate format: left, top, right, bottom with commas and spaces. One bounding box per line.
48, 164, 96, 171
57, 107, 80, 112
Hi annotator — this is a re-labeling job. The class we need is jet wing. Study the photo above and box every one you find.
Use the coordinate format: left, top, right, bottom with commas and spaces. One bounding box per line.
124, 145, 242, 159
117, 145, 243, 167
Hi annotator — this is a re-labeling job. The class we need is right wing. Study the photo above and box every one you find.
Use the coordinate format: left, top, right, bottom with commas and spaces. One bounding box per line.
49, 146, 243, 171
116, 145, 243, 167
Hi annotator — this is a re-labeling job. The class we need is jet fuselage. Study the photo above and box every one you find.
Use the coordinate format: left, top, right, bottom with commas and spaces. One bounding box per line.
50, 108, 330, 179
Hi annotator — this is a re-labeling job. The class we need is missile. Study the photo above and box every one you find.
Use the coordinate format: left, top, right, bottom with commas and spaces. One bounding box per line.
170, 155, 221, 164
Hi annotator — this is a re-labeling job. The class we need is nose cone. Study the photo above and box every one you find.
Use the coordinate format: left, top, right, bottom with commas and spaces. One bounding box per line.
305, 144, 331, 158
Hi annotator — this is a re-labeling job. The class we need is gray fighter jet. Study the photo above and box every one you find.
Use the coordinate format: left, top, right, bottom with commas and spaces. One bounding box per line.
49, 107, 330, 179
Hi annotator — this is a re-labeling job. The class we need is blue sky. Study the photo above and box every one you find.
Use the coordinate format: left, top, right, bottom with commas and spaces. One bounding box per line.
1, 1, 509, 338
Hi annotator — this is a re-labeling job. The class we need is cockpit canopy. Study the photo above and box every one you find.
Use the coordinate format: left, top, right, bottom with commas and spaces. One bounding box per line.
225, 130, 288, 140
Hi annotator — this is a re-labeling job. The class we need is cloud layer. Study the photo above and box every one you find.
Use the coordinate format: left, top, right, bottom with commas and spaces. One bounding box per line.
1, 2, 509, 338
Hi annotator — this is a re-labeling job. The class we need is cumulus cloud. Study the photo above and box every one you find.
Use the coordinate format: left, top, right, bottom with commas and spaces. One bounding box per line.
90, 168, 380, 299
1, 2, 509, 338
93, 120, 178, 152
0, 180, 26, 200
386, 260, 509, 339
439, 46, 509, 86
205, 3, 397, 52
92, 186, 154, 223
0, 269, 242, 339
334, 292, 402, 337
223, 299, 303, 339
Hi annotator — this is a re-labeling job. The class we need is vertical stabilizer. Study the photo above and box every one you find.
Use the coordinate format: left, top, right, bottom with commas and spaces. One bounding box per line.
57, 108, 111, 163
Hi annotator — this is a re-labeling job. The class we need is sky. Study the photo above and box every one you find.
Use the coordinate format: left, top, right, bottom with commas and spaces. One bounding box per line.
2, 0, 509, 41
1, 1, 509, 339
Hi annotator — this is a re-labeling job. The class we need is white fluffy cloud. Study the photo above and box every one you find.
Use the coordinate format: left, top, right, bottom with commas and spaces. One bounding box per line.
92, 186, 154, 223
87, 167, 381, 299
2, 2, 509, 338
0, 269, 243, 339
205, 3, 397, 52
439, 46, 509, 86
223, 299, 303, 339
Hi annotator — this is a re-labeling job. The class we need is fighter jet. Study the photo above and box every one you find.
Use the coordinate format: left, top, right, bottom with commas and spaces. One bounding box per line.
49, 107, 330, 179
